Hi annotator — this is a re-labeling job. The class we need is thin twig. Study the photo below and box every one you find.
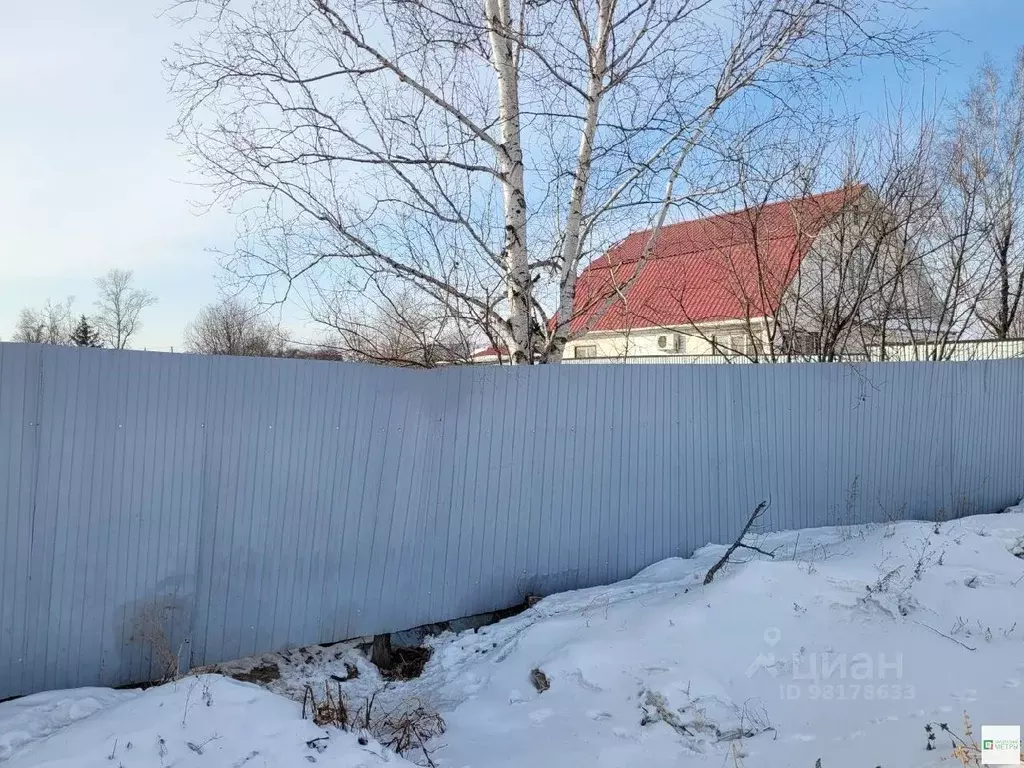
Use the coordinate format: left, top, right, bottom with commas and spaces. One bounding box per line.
416, 729, 439, 768
912, 620, 977, 651
736, 542, 778, 558
302, 684, 313, 720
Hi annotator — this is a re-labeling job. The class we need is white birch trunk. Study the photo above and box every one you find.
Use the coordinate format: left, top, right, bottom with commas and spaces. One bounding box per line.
484, 0, 532, 363
549, 0, 612, 363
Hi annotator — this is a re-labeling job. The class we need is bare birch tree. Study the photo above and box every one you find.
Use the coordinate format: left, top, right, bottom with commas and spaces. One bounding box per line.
887, 116, 992, 360
12, 297, 76, 345
169, 0, 931, 363
13, 309, 53, 345
94, 268, 158, 349
952, 49, 1024, 339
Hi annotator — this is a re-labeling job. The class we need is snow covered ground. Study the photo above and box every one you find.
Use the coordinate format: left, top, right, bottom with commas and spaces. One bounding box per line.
0, 687, 136, 762
4, 509, 1024, 768
1, 676, 412, 767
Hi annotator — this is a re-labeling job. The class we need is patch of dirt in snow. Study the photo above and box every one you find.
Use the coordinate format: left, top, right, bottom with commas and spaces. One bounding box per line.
204, 555, 710, 717
229, 661, 281, 685
379, 646, 432, 682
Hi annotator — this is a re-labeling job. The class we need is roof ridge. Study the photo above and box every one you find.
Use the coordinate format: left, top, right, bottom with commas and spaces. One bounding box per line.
588, 235, 806, 273
612, 183, 864, 250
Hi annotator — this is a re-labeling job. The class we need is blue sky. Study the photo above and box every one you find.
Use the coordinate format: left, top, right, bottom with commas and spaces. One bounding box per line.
1, 0, 1021, 350
843, 0, 1024, 116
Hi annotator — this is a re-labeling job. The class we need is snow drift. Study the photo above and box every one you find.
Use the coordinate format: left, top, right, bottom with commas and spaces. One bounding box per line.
4, 510, 1024, 768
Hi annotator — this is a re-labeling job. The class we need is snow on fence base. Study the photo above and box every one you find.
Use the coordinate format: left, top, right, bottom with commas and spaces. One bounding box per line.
0, 342, 1022, 699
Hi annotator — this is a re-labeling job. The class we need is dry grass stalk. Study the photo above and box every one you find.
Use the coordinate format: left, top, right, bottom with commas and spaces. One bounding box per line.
129, 604, 181, 681
371, 699, 446, 768
302, 681, 349, 729
302, 682, 446, 767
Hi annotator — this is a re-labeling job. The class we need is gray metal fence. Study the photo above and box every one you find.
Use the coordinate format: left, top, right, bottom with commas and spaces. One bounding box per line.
1, 343, 1022, 699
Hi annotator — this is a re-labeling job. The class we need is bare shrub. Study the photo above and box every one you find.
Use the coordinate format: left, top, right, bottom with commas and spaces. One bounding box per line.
371, 700, 447, 766
829, 476, 862, 541
183, 298, 286, 357
302, 683, 446, 766
866, 564, 904, 594
129, 604, 182, 682
302, 682, 349, 729
899, 533, 945, 582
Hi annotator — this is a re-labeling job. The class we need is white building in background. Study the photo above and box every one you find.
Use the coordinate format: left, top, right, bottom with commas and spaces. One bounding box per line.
474, 186, 1023, 365
868, 338, 1024, 363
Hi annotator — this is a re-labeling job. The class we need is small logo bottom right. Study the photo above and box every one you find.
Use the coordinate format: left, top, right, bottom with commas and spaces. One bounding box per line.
981, 725, 1021, 765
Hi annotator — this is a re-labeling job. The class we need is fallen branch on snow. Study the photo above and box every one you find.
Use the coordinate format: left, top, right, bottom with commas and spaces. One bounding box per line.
704, 501, 772, 586
912, 620, 977, 651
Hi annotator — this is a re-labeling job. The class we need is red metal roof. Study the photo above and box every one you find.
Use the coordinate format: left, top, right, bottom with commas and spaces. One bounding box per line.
471, 186, 864, 357
570, 185, 865, 333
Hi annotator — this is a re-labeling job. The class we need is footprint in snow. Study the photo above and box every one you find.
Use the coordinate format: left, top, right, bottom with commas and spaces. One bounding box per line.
462, 675, 484, 695
788, 734, 816, 743
529, 708, 554, 724
868, 715, 899, 724
908, 709, 926, 718
951, 689, 978, 703
1004, 679, 1020, 689
933, 705, 954, 715
587, 710, 613, 721
569, 669, 605, 692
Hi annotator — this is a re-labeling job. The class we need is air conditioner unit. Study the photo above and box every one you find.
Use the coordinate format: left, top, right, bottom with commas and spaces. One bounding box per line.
657, 333, 681, 352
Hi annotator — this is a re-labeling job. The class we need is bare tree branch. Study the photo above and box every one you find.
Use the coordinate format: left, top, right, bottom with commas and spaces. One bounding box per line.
168, 0, 935, 364
704, 500, 771, 586
183, 297, 287, 356
94, 269, 158, 349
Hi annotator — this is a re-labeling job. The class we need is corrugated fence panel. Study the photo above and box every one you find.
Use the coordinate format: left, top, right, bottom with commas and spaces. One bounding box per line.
13, 348, 211, 693
0, 344, 41, 697
1, 344, 1023, 699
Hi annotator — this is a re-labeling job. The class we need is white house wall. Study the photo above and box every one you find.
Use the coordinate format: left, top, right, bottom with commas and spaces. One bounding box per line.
564, 319, 771, 359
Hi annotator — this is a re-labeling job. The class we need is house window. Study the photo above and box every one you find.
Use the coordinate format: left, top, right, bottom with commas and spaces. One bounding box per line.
574, 345, 598, 359
730, 335, 748, 356
783, 331, 818, 356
